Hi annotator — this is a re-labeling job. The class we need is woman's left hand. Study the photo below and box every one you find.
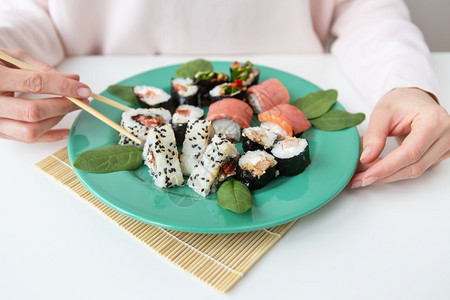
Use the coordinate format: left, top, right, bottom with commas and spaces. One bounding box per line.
351, 87, 450, 188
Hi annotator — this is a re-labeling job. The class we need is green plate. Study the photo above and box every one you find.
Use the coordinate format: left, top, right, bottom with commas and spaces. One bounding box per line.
68, 61, 360, 233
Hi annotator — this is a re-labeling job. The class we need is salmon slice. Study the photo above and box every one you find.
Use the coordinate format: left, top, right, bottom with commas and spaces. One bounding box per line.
206, 98, 253, 128
247, 78, 290, 113
258, 104, 311, 136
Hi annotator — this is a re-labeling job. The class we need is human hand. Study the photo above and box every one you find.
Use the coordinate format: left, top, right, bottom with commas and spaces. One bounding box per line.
351, 87, 450, 188
0, 49, 92, 143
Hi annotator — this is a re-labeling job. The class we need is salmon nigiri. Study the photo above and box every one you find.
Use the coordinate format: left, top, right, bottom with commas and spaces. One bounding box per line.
258, 104, 311, 137
246, 78, 290, 113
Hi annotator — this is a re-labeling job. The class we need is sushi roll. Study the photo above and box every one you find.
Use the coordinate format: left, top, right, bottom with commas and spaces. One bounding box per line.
258, 104, 311, 137
172, 104, 204, 146
209, 82, 247, 103
194, 71, 228, 106
142, 124, 184, 188
180, 119, 214, 176
206, 98, 253, 143
246, 78, 289, 114
211, 119, 241, 143
271, 137, 310, 177
171, 78, 199, 106
260, 121, 289, 141
241, 126, 277, 152
230, 61, 260, 87
187, 134, 239, 197
134, 85, 178, 113
236, 150, 277, 190
118, 108, 171, 147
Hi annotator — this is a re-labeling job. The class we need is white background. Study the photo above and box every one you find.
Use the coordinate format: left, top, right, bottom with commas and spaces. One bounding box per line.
0, 54, 449, 300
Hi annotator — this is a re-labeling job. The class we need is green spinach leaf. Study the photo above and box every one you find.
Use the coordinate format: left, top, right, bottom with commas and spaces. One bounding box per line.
73, 145, 143, 173
309, 109, 365, 131
175, 59, 213, 79
294, 89, 338, 119
217, 179, 253, 214
107, 85, 140, 107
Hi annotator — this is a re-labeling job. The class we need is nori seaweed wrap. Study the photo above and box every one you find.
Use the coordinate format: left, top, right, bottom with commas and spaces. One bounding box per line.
230, 61, 260, 87
193, 71, 228, 106
236, 150, 277, 190
171, 78, 200, 106
209, 82, 247, 103
134, 85, 178, 114
241, 126, 277, 152
171, 105, 204, 146
271, 137, 310, 177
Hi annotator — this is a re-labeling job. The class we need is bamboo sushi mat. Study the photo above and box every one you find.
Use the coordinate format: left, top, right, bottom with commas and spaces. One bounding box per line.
35, 146, 297, 293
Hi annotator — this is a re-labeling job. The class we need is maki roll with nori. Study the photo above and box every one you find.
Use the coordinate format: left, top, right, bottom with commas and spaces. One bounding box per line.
142, 124, 184, 188
171, 78, 199, 106
236, 150, 277, 190
134, 85, 178, 113
171, 104, 204, 146
194, 71, 228, 106
209, 82, 247, 103
230, 61, 260, 87
271, 137, 310, 177
118, 108, 171, 147
187, 134, 239, 197
242, 126, 277, 152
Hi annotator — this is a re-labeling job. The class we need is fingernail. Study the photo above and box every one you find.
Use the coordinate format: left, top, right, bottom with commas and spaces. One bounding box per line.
77, 87, 92, 98
360, 147, 372, 161
351, 181, 362, 189
362, 176, 378, 187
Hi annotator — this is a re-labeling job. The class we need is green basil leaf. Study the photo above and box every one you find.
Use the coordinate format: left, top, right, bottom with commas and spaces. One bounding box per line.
175, 59, 213, 79
73, 145, 143, 173
217, 179, 253, 214
310, 109, 366, 131
294, 89, 338, 119
107, 85, 140, 107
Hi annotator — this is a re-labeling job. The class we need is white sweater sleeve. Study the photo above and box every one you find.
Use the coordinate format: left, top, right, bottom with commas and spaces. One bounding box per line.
0, 0, 64, 66
330, 0, 439, 105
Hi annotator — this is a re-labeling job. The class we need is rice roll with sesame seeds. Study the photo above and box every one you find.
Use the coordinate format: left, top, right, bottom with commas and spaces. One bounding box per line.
134, 85, 178, 113
171, 78, 199, 106
118, 108, 171, 147
180, 119, 214, 176
236, 150, 277, 190
187, 134, 239, 197
142, 124, 184, 188
271, 137, 310, 177
172, 105, 204, 146
241, 126, 277, 152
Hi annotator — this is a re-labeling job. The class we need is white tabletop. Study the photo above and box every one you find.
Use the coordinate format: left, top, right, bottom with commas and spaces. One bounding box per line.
1, 54, 449, 300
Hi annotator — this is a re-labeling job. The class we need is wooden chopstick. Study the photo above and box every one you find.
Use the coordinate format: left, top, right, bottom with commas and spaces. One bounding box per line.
0, 50, 141, 145
92, 93, 130, 111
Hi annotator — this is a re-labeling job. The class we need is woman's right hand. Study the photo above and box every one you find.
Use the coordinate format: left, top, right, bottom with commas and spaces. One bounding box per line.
0, 49, 92, 143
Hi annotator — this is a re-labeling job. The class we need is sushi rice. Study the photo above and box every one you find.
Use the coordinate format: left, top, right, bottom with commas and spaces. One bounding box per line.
118, 108, 171, 147
187, 134, 239, 197
180, 119, 214, 176
142, 124, 184, 188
